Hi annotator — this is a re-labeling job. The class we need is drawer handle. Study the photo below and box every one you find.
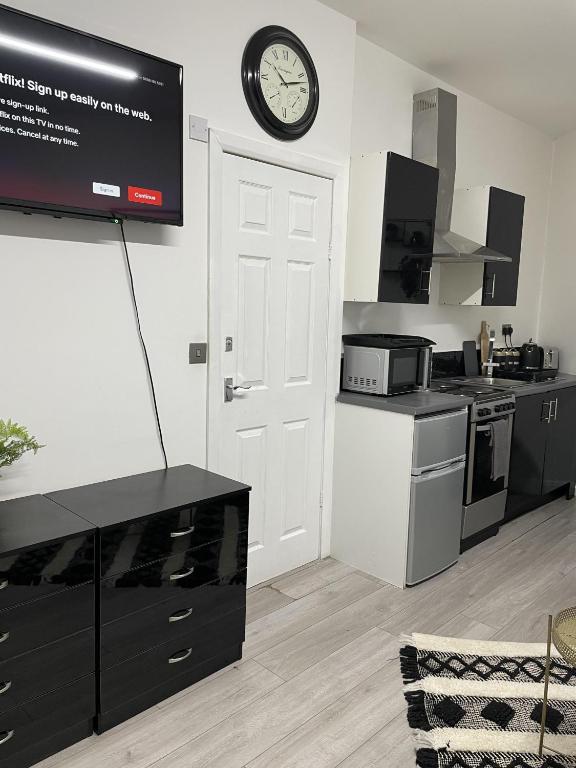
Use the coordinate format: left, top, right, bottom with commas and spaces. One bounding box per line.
169, 648, 192, 664
0, 730, 14, 746
0, 632, 9, 645
0, 682, 11, 696
0, 580, 8, 591
169, 607, 194, 623
170, 525, 196, 539
170, 566, 195, 582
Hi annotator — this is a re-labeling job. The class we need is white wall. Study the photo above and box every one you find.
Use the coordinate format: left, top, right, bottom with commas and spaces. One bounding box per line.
1, 0, 355, 500
538, 130, 576, 373
343, 38, 554, 352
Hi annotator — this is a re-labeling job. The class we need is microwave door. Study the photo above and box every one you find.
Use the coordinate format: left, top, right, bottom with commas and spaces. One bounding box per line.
388, 348, 420, 394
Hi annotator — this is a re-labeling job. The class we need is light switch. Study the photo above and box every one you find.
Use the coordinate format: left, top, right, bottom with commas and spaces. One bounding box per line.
189, 343, 207, 364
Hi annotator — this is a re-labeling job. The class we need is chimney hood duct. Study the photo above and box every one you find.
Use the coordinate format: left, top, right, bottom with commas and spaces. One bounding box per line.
412, 88, 511, 264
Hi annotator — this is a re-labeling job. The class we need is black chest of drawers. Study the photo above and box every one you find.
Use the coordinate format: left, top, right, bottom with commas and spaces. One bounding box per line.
48, 463, 250, 732
0, 494, 96, 768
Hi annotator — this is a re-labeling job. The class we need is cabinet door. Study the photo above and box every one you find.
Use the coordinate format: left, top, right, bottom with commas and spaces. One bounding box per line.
543, 387, 576, 495
483, 187, 525, 307
378, 153, 438, 304
506, 393, 548, 520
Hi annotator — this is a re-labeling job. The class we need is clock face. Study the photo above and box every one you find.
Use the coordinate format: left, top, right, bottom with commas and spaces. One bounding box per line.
242, 26, 319, 141
259, 44, 310, 124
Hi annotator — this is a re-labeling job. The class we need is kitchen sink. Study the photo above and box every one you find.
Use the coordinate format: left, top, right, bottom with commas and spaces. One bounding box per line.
451, 376, 530, 389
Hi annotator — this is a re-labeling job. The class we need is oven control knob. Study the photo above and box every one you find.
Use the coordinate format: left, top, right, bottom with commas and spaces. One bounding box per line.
496, 405, 504, 412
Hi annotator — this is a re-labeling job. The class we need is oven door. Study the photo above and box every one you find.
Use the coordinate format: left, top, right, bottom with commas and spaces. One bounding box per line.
465, 416, 512, 506
386, 348, 429, 395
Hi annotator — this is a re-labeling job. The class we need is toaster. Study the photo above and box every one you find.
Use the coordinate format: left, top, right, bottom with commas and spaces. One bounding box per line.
543, 347, 560, 371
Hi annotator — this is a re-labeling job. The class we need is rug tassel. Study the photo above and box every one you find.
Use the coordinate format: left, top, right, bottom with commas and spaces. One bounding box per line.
416, 749, 438, 768
399, 645, 421, 684
404, 689, 431, 732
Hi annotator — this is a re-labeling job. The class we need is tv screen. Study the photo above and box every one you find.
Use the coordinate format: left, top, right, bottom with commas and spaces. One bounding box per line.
0, 5, 183, 225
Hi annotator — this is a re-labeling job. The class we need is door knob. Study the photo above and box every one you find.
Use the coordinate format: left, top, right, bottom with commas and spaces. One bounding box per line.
224, 377, 252, 403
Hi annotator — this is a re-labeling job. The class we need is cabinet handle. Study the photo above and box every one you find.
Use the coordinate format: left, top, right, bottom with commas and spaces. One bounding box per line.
0, 580, 8, 591
170, 566, 195, 581
169, 607, 194, 623
489, 274, 496, 299
0, 730, 14, 746
170, 525, 196, 539
168, 648, 192, 664
541, 401, 552, 423
420, 269, 431, 295
552, 397, 559, 421
0, 682, 11, 696
0, 632, 9, 644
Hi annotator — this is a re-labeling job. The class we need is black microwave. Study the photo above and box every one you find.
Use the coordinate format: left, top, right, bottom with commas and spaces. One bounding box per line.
342, 334, 435, 396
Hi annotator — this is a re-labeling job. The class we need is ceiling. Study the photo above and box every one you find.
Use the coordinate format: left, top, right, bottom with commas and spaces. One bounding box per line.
321, 0, 576, 137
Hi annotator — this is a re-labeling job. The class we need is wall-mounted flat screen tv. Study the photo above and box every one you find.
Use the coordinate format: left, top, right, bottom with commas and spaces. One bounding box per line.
0, 4, 183, 225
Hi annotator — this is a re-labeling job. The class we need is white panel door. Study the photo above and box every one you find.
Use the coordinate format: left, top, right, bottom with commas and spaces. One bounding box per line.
214, 154, 332, 587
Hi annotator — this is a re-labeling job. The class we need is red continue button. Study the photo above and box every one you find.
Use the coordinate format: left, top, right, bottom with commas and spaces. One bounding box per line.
128, 186, 163, 206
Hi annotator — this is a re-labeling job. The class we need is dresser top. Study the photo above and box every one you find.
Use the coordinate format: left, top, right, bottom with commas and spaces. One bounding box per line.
46, 464, 251, 528
0, 494, 95, 556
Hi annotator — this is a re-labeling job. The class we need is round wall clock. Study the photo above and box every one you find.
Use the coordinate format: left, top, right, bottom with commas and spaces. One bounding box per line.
242, 26, 319, 141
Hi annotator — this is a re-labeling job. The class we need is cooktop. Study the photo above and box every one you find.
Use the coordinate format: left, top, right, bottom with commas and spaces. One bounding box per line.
429, 381, 512, 403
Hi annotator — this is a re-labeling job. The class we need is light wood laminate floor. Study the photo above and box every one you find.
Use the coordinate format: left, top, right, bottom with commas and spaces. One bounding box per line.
38, 496, 576, 768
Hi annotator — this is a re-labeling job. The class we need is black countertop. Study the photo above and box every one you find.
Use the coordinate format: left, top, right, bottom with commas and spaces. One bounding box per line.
0, 494, 95, 556
47, 464, 251, 529
337, 390, 472, 416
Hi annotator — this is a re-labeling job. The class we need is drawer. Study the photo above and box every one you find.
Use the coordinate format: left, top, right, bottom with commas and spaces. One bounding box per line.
101, 570, 247, 668
412, 409, 468, 472
0, 583, 94, 663
101, 531, 248, 623
0, 627, 94, 715
0, 533, 94, 611
100, 608, 246, 711
0, 675, 94, 767
100, 492, 249, 576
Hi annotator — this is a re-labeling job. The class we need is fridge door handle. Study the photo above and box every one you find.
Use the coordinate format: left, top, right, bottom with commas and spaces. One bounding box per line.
413, 460, 466, 482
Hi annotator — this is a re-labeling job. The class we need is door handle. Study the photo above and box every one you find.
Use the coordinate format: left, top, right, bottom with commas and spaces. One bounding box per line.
170, 525, 195, 538
168, 648, 192, 664
0, 632, 9, 645
170, 566, 195, 581
0, 580, 8, 591
541, 401, 552, 423
419, 268, 431, 295
224, 377, 252, 403
0, 681, 11, 696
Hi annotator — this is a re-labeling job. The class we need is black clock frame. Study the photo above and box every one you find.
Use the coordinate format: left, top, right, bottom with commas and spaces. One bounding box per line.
242, 26, 319, 141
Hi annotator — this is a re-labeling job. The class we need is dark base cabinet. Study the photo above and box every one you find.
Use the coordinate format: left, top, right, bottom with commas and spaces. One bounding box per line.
48, 464, 250, 734
506, 387, 576, 521
0, 496, 96, 768
0, 464, 250, 766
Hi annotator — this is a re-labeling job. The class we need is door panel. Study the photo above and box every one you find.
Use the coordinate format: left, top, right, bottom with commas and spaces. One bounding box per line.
215, 155, 332, 586
506, 393, 548, 520
543, 387, 576, 495
483, 187, 525, 307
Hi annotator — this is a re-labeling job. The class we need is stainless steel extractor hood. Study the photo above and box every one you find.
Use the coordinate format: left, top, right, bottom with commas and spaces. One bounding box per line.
412, 88, 511, 264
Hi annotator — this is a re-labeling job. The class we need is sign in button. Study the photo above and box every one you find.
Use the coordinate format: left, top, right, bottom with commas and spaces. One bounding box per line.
128, 186, 163, 206
93, 182, 120, 198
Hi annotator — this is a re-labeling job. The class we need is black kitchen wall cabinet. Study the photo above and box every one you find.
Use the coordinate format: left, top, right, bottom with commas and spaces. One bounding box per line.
48, 464, 250, 733
482, 187, 525, 306
506, 387, 576, 521
344, 151, 439, 304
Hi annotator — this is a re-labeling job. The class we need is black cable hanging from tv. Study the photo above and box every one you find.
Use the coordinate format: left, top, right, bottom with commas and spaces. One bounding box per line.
118, 220, 168, 471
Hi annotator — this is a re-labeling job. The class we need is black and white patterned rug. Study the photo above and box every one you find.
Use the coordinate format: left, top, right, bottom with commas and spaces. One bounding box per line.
400, 633, 576, 768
